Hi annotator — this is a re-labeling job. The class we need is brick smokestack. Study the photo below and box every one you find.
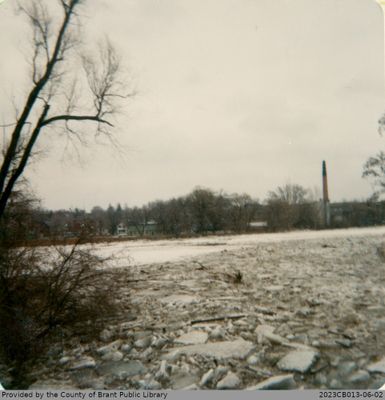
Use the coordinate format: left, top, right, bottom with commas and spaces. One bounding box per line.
322, 160, 330, 226
322, 160, 329, 203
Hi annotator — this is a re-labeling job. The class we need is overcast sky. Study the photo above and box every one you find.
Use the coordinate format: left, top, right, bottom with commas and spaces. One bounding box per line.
0, 0, 384, 210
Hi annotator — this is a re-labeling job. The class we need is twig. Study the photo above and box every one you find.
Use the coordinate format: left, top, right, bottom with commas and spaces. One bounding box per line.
194, 261, 207, 270
191, 314, 247, 325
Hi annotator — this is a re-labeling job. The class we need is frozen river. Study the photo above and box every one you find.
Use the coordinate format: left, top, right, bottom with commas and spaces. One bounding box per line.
26, 224, 385, 389
89, 225, 385, 267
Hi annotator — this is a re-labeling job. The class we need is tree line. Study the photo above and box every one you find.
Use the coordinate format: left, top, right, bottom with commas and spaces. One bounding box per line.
20, 183, 385, 241
18, 184, 326, 240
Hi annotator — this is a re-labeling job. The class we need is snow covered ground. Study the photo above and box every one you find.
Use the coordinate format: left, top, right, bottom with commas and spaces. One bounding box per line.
89, 226, 385, 268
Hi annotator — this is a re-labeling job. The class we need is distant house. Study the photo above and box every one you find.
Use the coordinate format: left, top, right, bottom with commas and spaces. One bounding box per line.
124, 224, 136, 236
116, 222, 127, 236
248, 221, 268, 232
330, 201, 385, 227
117, 220, 158, 237
143, 220, 157, 236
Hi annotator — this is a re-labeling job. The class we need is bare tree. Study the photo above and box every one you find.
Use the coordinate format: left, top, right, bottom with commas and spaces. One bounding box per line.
266, 183, 319, 230
187, 187, 217, 233
0, 3, 130, 384
362, 151, 385, 196
0, 0, 130, 221
227, 193, 257, 232
267, 183, 308, 205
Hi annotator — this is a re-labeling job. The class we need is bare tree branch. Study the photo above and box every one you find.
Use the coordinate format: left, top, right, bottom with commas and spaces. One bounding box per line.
0, 0, 80, 197
0, 0, 130, 221
41, 114, 114, 127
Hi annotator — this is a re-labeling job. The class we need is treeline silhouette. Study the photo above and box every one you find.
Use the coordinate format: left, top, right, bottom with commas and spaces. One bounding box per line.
16, 186, 385, 242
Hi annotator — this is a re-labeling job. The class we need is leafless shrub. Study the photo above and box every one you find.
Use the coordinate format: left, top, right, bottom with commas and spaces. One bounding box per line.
233, 270, 243, 284
218, 269, 243, 285
0, 237, 119, 388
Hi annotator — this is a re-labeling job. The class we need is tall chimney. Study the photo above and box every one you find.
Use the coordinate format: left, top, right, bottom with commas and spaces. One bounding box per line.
322, 160, 329, 203
322, 160, 330, 226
